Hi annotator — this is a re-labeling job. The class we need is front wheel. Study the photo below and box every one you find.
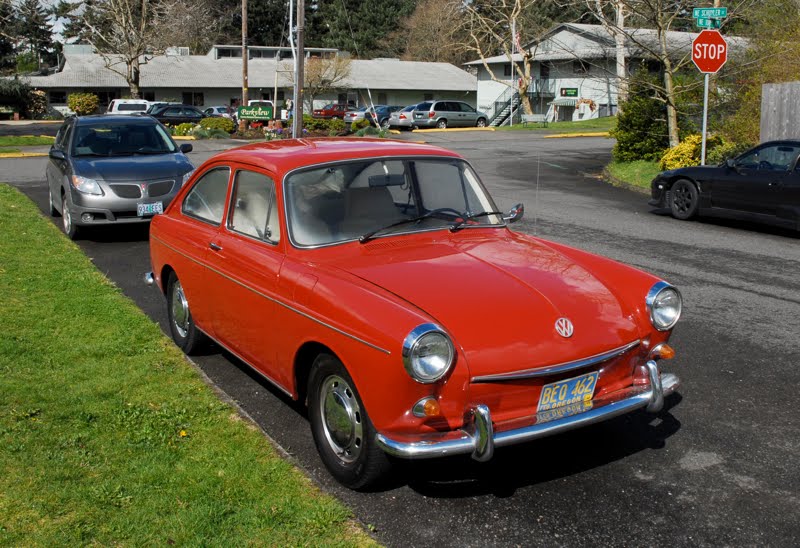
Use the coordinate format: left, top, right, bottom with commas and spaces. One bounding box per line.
49, 185, 60, 217
669, 179, 699, 220
380, 118, 390, 130
308, 354, 391, 490
166, 272, 206, 354
61, 190, 80, 240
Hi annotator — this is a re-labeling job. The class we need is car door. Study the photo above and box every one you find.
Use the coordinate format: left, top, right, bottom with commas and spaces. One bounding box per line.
457, 102, 478, 126
161, 106, 183, 125
777, 151, 800, 224
183, 107, 203, 124
46, 120, 74, 210
710, 143, 791, 216
205, 167, 286, 384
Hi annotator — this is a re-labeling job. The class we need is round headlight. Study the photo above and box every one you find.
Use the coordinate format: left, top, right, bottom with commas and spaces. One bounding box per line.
402, 323, 454, 384
646, 281, 682, 331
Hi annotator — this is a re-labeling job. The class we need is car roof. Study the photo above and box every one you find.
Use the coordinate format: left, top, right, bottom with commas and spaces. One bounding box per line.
207, 138, 462, 174
75, 114, 157, 125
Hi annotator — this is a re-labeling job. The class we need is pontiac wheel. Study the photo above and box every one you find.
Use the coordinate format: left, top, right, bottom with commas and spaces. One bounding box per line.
49, 186, 60, 217
61, 191, 80, 240
308, 354, 391, 490
669, 179, 699, 220
166, 272, 205, 354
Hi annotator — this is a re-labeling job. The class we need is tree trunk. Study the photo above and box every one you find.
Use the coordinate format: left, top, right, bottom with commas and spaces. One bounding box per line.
128, 57, 141, 99
662, 63, 680, 147
615, 1, 627, 109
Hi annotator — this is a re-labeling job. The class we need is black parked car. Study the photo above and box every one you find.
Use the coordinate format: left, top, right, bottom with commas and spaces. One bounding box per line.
46, 114, 195, 239
147, 104, 206, 126
650, 140, 800, 231
368, 105, 404, 128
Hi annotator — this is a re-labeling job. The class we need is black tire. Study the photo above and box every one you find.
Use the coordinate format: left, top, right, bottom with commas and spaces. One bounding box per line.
669, 179, 699, 220
436, 119, 448, 129
380, 118, 390, 130
61, 190, 80, 240
476, 118, 487, 128
49, 185, 60, 217
166, 272, 206, 354
308, 354, 391, 490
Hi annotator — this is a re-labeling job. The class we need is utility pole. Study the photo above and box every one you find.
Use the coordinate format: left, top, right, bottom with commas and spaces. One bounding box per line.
614, 1, 627, 109
240, 0, 249, 132
292, 0, 305, 137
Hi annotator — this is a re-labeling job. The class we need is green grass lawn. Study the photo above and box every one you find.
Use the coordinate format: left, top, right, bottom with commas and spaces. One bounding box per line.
606, 160, 661, 190
0, 184, 375, 546
0, 135, 55, 147
496, 116, 617, 133
0, 147, 22, 154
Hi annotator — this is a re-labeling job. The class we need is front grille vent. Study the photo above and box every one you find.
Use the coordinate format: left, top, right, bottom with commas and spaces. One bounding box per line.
148, 180, 175, 197
109, 184, 142, 199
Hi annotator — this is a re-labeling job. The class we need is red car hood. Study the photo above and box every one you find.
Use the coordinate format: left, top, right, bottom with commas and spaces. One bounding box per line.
327, 233, 642, 376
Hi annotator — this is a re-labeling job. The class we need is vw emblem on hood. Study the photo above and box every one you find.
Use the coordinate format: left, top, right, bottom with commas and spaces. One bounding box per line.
555, 317, 574, 338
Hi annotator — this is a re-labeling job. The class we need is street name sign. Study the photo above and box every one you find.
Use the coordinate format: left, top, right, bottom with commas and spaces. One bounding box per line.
693, 7, 727, 19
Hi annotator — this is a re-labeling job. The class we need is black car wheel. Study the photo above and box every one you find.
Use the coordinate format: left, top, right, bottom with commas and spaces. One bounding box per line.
166, 272, 206, 354
669, 179, 699, 220
308, 353, 391, 490
61, 190, 80, 240
436, 119, 448, 129
476, 118, 487, 128
380, 118, 390, 130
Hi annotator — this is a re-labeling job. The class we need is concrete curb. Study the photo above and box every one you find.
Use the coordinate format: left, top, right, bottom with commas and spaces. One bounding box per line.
173, 136, 196, 140
602, 167, 649, 195
543, 132, 610, 139
0, 152, 48, 158
411, 127, 496, 133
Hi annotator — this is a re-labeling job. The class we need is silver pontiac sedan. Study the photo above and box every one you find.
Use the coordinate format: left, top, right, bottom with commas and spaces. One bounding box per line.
46, 114, 195, 239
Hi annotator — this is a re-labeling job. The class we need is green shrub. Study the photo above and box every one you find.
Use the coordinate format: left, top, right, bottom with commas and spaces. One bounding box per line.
351, 118, 370, 132
355, 126, 381, 137
67, 93, 99, 115
610, 72, 670, 162
191, 128, 211, 139
207, 128, 230, 139
302, 114, 346, 133
172, 123, 196, 136
660, 134, 740, 170
706, 140, 753, 165
199, 116, 235, 133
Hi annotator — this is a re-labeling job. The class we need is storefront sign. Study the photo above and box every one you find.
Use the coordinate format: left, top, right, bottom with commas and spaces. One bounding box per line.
560, 88, 578, 97
237, 105, 274, 121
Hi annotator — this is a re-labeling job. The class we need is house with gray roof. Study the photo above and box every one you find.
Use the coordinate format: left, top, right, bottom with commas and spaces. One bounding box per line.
466, 23, 748, 125
23, 45, 477, 115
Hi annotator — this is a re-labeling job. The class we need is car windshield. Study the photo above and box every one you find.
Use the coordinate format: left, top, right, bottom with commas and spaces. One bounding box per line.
72, 122, 178, 156
285, 157, 503, 247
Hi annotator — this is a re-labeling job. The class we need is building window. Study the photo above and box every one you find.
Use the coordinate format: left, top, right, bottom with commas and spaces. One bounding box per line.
143, 91, 155, 102
182, 92, 204, 106
540, 62, 551, 79
504, 64, 512, 77
573, 60, 588, 74
378, 93, 387, 104
95, 91, 116, 107
277, 91, 285, 101
424, 93, 433, 101
49, 91, 66, 104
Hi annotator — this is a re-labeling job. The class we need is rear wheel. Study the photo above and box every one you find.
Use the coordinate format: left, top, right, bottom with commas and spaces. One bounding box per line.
669, 179, 699, 220
436, 119, 448, 129
166, 272, 206, 354
380, 118, 390, 130
476, 118, 487, 128
308, 354, 391, 490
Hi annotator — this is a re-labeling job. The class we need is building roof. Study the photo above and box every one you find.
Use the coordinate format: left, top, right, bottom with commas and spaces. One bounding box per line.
23, 51, 477, 91
464, 23, 749, 65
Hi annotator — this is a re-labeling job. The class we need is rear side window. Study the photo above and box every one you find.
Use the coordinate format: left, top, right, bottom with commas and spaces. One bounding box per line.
229, 170, 280, 243
117, 103, 147, 111
417, 102, 432, 111
182, 167, 231, 225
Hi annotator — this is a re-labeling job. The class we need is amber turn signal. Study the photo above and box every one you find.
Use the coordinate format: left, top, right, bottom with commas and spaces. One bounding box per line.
651, 343, 676, 360
412, 397, 442, 418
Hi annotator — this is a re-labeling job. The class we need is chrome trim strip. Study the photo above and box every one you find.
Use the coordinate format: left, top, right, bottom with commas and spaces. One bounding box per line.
375, 365, 680, 461
151, 234, 390, 355
144, 271, 154, 286
470, 340, 641, 383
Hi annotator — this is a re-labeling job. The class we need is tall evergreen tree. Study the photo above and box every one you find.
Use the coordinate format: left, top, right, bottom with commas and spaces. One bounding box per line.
315, 0, 416, 58
0, 0, 16, 72
14, 0, 56, 67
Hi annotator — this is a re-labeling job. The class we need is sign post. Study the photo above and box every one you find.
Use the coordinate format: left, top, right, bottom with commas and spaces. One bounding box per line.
692, 29, 728, 165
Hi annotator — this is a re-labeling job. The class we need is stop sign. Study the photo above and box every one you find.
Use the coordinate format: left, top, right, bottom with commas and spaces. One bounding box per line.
692, 30, 728, 73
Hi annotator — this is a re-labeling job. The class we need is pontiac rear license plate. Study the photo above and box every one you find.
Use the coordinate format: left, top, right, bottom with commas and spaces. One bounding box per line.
537, 371, 599, 412
137, 202, 163, 216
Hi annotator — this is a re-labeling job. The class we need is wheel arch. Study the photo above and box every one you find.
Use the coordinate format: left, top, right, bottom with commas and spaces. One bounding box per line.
294, 341, 337, 406
159, 264, 177, 296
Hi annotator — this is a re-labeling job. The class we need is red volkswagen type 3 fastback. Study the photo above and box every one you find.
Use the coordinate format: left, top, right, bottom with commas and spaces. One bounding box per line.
146, 138, 682, 489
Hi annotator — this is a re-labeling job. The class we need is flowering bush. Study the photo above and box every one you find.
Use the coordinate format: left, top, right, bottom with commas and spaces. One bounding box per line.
171, 123, 196, 136
67, 93, 99, 115
660, 134, 726, 170
200, 116, 235, 133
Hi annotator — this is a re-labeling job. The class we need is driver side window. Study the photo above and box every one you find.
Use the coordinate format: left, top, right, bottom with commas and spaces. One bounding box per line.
182, 167, 231, 225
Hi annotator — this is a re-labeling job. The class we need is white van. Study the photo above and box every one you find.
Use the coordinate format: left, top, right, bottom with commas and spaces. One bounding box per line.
107, 99, 150, 114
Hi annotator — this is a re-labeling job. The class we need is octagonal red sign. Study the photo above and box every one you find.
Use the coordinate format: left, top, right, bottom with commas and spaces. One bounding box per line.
692, 30, 728, 73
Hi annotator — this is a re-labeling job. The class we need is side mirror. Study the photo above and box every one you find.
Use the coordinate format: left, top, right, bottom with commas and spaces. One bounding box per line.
49, 148, 65, 161
504, 203, 524, 223
180, 143, 193, 154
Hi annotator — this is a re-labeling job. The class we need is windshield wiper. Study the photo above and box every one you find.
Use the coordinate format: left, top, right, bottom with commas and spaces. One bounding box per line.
358, 208, 462, 244
448, 211, 505, 232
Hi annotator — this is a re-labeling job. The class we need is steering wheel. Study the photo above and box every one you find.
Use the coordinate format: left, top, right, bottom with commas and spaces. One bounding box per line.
758, 160, 773, 170
424, 207, 463, 219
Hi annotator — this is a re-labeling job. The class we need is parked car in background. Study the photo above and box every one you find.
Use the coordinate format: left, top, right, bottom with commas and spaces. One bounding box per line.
312, 103, 350, 119
46, 114, 194, 239
369, 105, 403, 128
649, 140, 800, 231
107, 99, 150, 114
146, 138, 683, 490
343, 106, 372, 125
204, 105, 234, 119
412, 100, 489, 129
148, 104, 206, 126
388, 104, 420, 130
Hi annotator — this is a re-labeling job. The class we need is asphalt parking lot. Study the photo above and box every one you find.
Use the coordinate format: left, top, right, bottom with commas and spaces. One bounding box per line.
3, 128, 799, 547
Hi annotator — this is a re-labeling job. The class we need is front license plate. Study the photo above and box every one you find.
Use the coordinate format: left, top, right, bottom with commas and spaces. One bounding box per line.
537, 371, 599, 412
137, 202, 163, 216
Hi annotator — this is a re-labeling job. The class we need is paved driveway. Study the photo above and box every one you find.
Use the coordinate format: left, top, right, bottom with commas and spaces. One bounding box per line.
4, 131, 799, 547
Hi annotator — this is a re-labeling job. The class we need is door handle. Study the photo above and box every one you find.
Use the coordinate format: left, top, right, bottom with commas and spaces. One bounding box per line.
209, 242, 222, 251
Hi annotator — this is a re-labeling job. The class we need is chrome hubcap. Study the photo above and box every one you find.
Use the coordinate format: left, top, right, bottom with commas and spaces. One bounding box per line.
62, 197, 71, 233
320, 375, 363, 463
171, 280, 190, 338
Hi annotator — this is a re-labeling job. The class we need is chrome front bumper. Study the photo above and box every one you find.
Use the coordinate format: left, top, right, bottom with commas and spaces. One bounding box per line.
376, 360, 679, 462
